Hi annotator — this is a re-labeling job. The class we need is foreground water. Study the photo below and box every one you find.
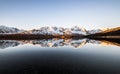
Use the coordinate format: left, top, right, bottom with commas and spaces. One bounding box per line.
0, 38, 120, 74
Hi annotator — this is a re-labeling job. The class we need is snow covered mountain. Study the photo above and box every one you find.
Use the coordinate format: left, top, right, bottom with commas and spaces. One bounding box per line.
22, 26, 87, 35
0, 25, 104, 35
70, 26, 87, 35
87, 29, 102, 34
0, 25, 24, 34
27, 27, 65, 35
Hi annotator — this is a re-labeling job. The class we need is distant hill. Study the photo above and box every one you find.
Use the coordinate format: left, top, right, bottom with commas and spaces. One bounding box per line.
88, 27, 120, 36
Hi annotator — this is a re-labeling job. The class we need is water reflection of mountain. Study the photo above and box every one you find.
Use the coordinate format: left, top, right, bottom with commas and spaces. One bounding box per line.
21, 39, 88, 48
0, 38, 119, 49
0, 40, 22, 49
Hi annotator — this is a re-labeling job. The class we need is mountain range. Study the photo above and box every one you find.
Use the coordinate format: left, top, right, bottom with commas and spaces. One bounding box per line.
0, 25, 119, 38
0, 25, 102, 35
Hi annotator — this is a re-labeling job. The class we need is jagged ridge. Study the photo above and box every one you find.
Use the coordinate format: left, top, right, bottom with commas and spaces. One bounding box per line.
0, 25, 105, 35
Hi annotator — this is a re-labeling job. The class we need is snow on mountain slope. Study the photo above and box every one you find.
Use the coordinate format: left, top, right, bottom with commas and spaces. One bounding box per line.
71, 26, 87, 35
87, 29, 102, 34
0, 25, 104, 35
22, 27, 64, 35
0, 25, 24, 34
22, 26, 87, 35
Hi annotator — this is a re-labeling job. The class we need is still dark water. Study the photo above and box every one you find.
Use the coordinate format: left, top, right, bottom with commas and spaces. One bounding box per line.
0, 38, 120, 74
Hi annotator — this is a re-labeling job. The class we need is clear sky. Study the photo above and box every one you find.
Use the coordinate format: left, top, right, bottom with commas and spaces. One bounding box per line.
0, 0, 120, 30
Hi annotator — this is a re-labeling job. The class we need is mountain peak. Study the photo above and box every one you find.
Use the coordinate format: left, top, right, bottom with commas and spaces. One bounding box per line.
0, 25, 106, 35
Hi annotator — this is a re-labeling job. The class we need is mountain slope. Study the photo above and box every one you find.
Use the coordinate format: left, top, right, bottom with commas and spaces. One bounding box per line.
87, 27, 120, 38
100, 27, 120, 34
95, 27, 120, 36
0, 25, 24, 34
87, 29, 102, 34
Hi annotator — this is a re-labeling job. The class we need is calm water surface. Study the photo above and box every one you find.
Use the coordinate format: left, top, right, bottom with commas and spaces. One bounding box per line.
0, 39, 120, 74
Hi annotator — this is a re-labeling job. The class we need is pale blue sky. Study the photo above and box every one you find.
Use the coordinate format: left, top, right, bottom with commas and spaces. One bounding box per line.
0, 0, 120, 30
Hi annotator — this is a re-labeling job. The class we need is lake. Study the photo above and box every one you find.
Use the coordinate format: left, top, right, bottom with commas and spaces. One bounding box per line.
0, 38, 120, 74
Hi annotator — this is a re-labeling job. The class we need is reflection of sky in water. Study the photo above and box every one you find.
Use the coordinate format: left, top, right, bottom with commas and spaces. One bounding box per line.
0, 39, 119, 57
0, 39, 119, 73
